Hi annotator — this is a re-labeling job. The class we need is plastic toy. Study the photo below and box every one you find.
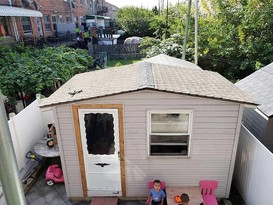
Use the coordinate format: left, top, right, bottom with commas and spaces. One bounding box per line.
174, 195, 181, 203
45, 164, 64, 186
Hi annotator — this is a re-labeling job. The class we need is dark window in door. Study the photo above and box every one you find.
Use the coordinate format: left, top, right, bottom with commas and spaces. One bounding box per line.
84, 113, 115, 155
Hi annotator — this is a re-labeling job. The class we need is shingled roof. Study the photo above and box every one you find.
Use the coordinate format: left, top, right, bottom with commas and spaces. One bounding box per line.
40, 56, 257, 107
143, 54, 202, 70
236, 62, 273, 117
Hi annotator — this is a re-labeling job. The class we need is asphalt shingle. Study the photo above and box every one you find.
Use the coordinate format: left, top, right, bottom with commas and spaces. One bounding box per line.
236, 62, 273, 117
40, 55, 257, 107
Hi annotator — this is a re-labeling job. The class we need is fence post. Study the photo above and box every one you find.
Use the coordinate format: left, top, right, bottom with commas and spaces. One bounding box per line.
0, 91, 27, 205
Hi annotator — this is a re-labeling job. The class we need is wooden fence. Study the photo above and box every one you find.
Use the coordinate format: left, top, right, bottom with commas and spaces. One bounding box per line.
92, 44, 144, 60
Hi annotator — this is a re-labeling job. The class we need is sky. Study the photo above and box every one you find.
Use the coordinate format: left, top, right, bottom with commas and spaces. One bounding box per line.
106, 0, 180, 9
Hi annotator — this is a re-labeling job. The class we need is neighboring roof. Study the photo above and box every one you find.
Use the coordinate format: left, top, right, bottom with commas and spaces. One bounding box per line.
40, 55, 257, 107
236, 62, 273, 117
0, 6, 42, 17
143, 54, 202, 70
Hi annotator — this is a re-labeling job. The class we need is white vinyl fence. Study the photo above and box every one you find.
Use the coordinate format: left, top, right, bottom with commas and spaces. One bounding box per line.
234, 125, 273, 205
0, 99, 53, 204
8, 99, 53, 175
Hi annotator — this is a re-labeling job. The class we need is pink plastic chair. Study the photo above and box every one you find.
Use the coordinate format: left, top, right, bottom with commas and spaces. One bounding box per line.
199, 180, 218, 205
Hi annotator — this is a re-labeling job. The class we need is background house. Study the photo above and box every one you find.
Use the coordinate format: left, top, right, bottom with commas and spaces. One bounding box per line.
235, 63, 273, 152
234, 62, 273, 205
0, 0, 89, 41
39, 55, 256, 200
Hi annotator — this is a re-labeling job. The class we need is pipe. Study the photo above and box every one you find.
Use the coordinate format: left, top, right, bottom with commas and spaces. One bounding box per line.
194, 0, 198, 64
182, 0, 192, 60
0, 90, 27, 205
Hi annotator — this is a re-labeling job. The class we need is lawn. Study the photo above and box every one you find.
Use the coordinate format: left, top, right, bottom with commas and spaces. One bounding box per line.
107, 59, 140, 67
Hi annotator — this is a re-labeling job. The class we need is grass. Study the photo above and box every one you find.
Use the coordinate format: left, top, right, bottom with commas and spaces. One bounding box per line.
107, 59, 141, 67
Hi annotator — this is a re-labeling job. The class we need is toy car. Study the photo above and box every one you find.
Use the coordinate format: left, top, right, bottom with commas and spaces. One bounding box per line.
45, 164, 64, 186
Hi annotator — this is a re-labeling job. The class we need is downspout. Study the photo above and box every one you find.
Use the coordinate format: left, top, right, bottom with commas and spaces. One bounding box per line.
69, 0, 75, 24
0, 90, 27, 205
11, 17, 19, 41
194, 0, 198, 64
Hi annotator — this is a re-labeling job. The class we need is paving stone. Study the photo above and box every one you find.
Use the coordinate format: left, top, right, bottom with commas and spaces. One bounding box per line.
29, 197, 46, 205
47, 196, 66, 205
25, 189, 43, 202
44, 190, 60, 203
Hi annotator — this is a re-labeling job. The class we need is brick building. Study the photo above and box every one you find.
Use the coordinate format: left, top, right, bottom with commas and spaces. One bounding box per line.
0, 0, 90, 41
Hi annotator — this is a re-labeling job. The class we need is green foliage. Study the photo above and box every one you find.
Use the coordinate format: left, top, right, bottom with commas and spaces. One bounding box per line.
196, 0, 273, 79
140, 34, 191, 59
116, 6, 156, 37
0, 44, 93, 101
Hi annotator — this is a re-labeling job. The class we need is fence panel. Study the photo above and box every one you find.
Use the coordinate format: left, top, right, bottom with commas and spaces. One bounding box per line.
93, 44, 144, 60
8, 100, 53, 173
234, 125, 273, 205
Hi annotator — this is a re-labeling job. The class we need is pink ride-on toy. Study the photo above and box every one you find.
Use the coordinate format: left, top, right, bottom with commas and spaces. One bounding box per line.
45, 164, 64, 186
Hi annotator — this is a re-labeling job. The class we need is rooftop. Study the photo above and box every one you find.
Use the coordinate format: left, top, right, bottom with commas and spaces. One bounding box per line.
236, 62, 273, 117
40, 55, 257, 107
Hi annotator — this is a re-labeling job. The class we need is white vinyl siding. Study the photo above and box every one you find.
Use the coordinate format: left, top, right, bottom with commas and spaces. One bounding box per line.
54, 90, 241, 198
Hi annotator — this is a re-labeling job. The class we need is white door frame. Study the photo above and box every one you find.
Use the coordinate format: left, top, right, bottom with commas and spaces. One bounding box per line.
72, 104, 126, 197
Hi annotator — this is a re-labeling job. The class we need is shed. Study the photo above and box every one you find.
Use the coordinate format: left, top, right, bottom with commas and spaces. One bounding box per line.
236, 62, 273, 151
40, 55, 256, 200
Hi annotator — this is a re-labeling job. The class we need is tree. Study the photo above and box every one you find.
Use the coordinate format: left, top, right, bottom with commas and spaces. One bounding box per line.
116, 6, 156, 37
0, 43, 93, 104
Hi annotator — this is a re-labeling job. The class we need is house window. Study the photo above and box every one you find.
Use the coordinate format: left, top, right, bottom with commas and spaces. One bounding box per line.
52, 15, 58, 23
79, 16, 84, 24
66, 16, 70, 23
44, 15, 51, 32
21, 17, 32, 34
0, 17, 10, 36
59, 16, 63, 23
148, 111, 193, 157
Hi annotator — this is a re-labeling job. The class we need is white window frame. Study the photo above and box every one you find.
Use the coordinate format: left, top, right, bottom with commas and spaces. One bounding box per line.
147, 110, 193, 158
21, 17, 32, 34
44, 15, 51, 32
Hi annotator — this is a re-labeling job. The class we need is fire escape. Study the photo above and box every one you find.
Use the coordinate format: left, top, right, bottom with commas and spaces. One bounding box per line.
91, 0, 108, 16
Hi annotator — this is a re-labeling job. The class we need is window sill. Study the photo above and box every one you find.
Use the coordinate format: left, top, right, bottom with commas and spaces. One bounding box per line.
148, 155, 190, 159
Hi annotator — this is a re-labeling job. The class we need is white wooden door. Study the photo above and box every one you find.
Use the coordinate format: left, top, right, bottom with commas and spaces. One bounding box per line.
78, 109, 121, 196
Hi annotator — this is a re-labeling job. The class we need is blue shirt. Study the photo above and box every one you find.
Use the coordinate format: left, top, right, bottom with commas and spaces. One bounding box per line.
149, 188, 166, 202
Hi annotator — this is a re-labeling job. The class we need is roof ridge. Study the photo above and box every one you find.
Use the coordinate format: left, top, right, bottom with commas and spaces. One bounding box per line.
138, 62, 155, 89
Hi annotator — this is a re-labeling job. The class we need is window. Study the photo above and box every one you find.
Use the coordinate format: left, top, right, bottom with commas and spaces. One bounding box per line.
79, 16, 84, 24
0, 17, 10, 37
148, 111, 193, 157
66, 16, 70, 23
59, 16, 63, 23
52, 15, 58, 23
21, 17, 32, 34
44, 15, 51, 32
